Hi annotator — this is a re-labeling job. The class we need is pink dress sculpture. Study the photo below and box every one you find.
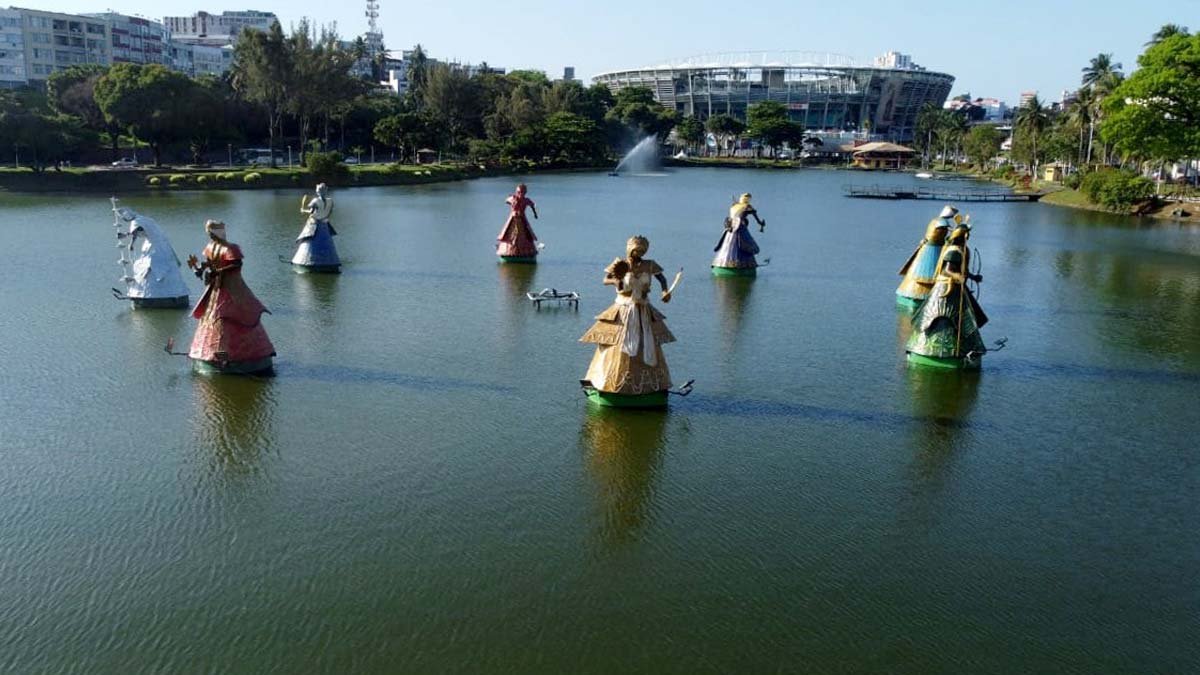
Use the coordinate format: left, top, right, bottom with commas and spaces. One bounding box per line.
495, 183, 540, 263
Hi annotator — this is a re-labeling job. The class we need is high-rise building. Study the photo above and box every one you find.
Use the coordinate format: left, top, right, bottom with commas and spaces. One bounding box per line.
0, 8, 26, 88
10, 7, 111, 82
163, 9, 277, 46
872, 51, 916, 70
85, 13, 168, 66
1019, 90, 1038, 107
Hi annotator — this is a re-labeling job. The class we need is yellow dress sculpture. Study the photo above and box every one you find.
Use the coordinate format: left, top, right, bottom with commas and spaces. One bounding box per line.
580, 235, 677, 408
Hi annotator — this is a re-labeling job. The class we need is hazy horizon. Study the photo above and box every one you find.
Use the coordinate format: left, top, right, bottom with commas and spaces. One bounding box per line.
37, 0, 1190, 105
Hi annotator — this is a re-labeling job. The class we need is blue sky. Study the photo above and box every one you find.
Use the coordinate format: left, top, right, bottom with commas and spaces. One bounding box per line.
47, 0, 1193, 105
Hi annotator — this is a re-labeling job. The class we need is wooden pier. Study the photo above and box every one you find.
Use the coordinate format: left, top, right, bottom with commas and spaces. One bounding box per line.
843, 184, 1046, 202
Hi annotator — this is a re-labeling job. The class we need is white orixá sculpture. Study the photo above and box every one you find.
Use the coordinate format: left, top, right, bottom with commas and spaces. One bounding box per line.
111, 197, 190, 308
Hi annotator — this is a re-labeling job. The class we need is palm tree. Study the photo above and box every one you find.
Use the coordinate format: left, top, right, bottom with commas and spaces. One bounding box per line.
1080, 53, 1124, 164
1146, 24, 1189, 46
1064, 87, 1094, 167
1081, 53, 1122, 89
1014, 95, 1050, 176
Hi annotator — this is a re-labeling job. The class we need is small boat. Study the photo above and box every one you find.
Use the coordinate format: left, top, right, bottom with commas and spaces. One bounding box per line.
192, 356, 275, 376
581, 381, 669, 409
915, 172, 934, 179
711, 265, 757, 277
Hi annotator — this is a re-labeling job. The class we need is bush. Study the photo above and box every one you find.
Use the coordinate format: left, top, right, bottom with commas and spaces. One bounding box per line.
244, 172, 262, 183
147, 176, 161, 186
219, 172, 236, 180
196, 175, 208, 184
1080, 169, 1154, 211
991, 164, 1015, 180
304, 151, 350, 183
1064, 172, 1082, 190
168, 174, 187, 184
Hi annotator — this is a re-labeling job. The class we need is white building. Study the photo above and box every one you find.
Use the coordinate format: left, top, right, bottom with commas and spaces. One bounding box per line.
0, 8, 25, 88
9, 7, 111, 82
873, 51, 915, 70
163, 9, 277, 46
85, 12, 168, 66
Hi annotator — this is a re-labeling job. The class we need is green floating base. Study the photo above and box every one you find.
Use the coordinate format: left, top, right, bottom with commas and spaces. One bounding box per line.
895, 294, 922, 310
586, 388, 669, 409
292, 263, 341, 274
711, 265, 757, 277
906, 352, 980, 370
131, 295, 189, 309
499, 256, 537, 264
191, 357, 275, 376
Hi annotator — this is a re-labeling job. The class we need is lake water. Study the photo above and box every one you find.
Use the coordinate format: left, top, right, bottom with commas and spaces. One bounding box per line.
2, 169, 1197, 673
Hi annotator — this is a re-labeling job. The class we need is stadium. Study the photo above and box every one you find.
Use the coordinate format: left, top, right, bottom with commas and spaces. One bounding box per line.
593, 52, 955, 143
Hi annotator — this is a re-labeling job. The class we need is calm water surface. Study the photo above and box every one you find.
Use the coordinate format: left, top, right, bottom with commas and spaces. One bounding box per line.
2, 169, 1198, 673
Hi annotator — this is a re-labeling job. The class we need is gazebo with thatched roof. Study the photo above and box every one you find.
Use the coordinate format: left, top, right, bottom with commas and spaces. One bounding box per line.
851, 142, 916, 170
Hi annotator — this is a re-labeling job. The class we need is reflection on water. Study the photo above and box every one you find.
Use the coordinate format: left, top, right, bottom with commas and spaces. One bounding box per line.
713, 275, 755, 352
903, 367, 980, 486
121, 305, 192, 356
905, 366, 980, 426
895, 305, 915, 356
190, 374, 277, 479
580, 406, 668, 547
291, 273, 341, 327
496, 262, 537, 303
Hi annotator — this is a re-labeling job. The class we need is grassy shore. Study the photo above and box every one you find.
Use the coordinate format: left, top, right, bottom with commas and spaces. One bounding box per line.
0, 161, 603, 193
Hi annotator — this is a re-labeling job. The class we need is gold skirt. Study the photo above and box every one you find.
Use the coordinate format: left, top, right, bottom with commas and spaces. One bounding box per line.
580, 300, 675, 395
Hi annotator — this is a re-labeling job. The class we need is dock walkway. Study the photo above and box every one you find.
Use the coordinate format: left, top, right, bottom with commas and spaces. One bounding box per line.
843, 184, 1045, 202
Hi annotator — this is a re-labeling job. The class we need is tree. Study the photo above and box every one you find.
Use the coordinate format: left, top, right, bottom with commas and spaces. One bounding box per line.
1146, 24, 1189, 47
373, 111, 434, 162
424, 64, 483, 152
913, 102, 942, 166
0, 91, 95, 171
607, 86, 677, 141
46, 64, 121, 161
286, 20, 359, 164
935, 109, 969, 167
1101, 31, 1200, 175
231, 22, 291, 167
963, 125, 1002, 168
705, 114, 744, 157
94, 63, 195, 166
406, 44, 429, 109
746, 101, 801, 157
1013, 95, 1050, 175
542, 111, 605, 163
674, 115, 705, 154
1081, 52, 1124, 163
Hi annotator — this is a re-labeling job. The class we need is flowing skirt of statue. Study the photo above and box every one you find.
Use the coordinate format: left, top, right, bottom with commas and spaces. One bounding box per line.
897, 240, 945, 300
291, 218, 340, 267
580, 296, 675, 394
496, 213, 538, 257
712, 221, 760, 268
189, 271, 276, 363
906, 280, 986, 359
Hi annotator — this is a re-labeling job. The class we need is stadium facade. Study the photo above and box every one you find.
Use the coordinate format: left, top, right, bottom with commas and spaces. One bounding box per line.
593, 52, 954, 142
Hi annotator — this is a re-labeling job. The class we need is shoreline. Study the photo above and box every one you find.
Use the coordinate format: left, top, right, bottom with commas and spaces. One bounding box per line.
5, 160, 1197, 224
0, 162, 608, 194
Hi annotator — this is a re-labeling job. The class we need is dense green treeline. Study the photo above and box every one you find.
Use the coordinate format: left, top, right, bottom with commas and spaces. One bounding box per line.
915, 24, 1198, 209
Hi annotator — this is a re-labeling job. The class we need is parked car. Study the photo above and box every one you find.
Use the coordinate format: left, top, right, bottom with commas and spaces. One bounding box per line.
111, 157, 138, 168
342, 156, 359, 165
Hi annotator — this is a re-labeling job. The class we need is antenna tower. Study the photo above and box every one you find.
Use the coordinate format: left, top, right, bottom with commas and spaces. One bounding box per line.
364, 0, 383, 56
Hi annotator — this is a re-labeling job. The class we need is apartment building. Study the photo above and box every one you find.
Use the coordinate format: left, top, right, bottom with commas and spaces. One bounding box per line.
85, 12, 168, 66
12, 7, 111, 82
0, 8, 25, 88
